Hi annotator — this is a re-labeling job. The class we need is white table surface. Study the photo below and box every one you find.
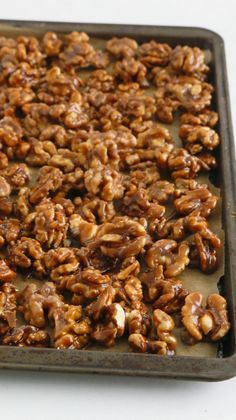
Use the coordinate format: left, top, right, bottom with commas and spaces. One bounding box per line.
0, 1, 235, 419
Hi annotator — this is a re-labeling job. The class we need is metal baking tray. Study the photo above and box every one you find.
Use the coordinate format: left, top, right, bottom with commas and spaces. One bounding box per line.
0, 20, 235, 381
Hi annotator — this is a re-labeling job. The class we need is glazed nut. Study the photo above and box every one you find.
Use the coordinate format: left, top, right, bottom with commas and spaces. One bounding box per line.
0, 259, 16, 282
153, 309, 177, 351
128, 333, 168, 355
91, 302, 125, 347
2, 325, 50, 347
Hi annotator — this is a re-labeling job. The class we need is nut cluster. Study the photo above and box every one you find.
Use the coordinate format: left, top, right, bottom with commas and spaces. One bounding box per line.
0, 31, 230, 354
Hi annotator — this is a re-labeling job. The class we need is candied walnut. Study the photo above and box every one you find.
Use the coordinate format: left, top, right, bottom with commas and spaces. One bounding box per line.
91, 302, 125, 347
0, 259, 16, 282
53, 304, 92, 349
5, 87, 35, 106
0, 218, 21, 247
152, 278, 188, 314
180, 110, 218, 128
106, 37, 138, 58
70, 268, 111, 302
0, 283, 16, 334
140, 265, 165, 302
69, 214, 98, 245
43, 247, 80, 286
113, 57, 148, 87
179, 124, 219, 154
16, 35, 45, 65
61, 167, 84, 193
206, 294, 230, 341
93, 216, 149, 259
153, 309, 177, 352
59, 31, 95, 69
18, 282, 63, 328
86, 285, 115, 321
0, 152, 8, 169
29, 166, 63, 204
49, 149, 81, 173
113, 275, 143, 303
128, 333, 170, 355
189, 233, 219, 274
39, 124, 68, 147
84, 162, 124, 201
85, 70, 115, 93
1, 163, 31, 189
116, 92, 156, 122
42, 32, 62, 56
170, 46, 209, 77
14, 187, 31, 218
182, 292, 230, 342
174, 185, 218, 217
80, 196, 115, 223
129, 161, 160, 188
139, 41, 172, 67
148, 180, 174, 204
24, 199, 68, 249
168, 148, 205, 179
155, 96, 179, 124
26, 139, 57, 166
146, 240, 190, 277
9, 237, 44, 268
2, 325, 50, 347
0, 175, 11, 197
126, 302, 151, 336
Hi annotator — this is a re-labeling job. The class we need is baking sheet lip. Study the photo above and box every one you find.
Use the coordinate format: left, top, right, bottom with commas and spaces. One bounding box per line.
0, 18, 225, 43
0, 19, 235, 381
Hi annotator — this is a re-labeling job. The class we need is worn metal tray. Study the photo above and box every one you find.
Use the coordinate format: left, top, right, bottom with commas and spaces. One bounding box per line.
0, 20, 235, 381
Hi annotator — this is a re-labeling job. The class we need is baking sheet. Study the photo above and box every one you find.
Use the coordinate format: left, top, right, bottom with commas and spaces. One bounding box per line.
0, 27, 224, 359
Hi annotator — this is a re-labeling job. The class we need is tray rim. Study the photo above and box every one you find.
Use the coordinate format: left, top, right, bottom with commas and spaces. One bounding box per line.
0, 19, 235, 381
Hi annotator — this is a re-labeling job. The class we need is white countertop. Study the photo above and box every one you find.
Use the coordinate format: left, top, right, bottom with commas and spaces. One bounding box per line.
0, 1, 235, 419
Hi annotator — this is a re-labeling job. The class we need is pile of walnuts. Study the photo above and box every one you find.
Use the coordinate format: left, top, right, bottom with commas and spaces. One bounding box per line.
0, 32, 230, 354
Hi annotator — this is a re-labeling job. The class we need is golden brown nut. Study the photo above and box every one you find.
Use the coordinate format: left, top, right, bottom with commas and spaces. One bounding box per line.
29, 166, 63, 204
179, 124, 219, 154
153, 308, 177, 351
0, 283, 16, 334
0, 259, 16, 282
106, 37, 138, 58
170, 46, 209, 77
146, 239, 190, 277
2, 325, 50, 347
128, 333, 169, 355
206, 294, 230, 341
18, 282, 64, 328
139, 41, 172, 67
91, 302, 125, 347
180, 110, 218, 128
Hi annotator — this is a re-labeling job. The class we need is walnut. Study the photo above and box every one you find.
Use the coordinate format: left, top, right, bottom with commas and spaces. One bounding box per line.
126, 302, 151, 336
79, 196, 115, 223
49, 149, 81, 173
43, 247, 80, 286
116, 92, 156, 122
85, 70, 115, 93
24, 199, 68, 248
181, 292, 230, 342
69, 214, 98, 245
59, 31, 95, 69
0, 259, 16, 282
113, 275, 143, 303
39, 124, 68, 147
128, 333, 170, 355
146, 239, 190, 277
153, 309, 177, 352
189, 233, 219, 274
94, 216, 149, 259
53, 304, 92, 349
180, 110, 218, 128
140, 265, 165, 302
174, 185, 218, 217
139, 41, 172, 67
1, 163, 31, 189
26, 139, 57, 166
86, 285, 115, 321
106, 37, 138, 58
170, 46, 209, 78
147, 180, 174, 204
206, 294, 230, 341
0, 283, 16, 334
61, 168, 84, 193
113, 57, 148, 87
2, 325, 50, 347
18, 282, 63, 328
152, 278, 188, 314
42, 32, 62, 56
91, 302, 125, 347
70, 268, 111, 302
168, 148, 206, 179
129, 161, 160, 188
0, 218, 21, 247
14, 187, 31, 218
29, 166, 63, 204
0, 175, 11, 197
179, 124, 219, 154
84, 162, 124, 201
0, 152, 8, 169
9, 237, 44, 268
